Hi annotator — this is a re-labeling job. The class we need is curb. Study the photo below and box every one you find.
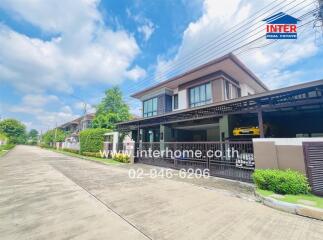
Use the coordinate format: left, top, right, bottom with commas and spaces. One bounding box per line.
255, 192, 323, 221
45, 147, 123, 167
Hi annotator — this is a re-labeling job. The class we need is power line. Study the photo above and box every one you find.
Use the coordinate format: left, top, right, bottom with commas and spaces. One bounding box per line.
235, 8, 319, 55
236, 18, 317, 56
123, 1, 317, 101
122, 0, 314, 96
122, 0, 316, 99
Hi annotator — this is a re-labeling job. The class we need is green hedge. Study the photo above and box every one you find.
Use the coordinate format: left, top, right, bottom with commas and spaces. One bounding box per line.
80, 128, 108, 153
253, 169, 310, 195
82, 151, 103, 158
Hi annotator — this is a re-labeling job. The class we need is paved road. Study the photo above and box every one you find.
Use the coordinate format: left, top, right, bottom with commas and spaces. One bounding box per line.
1, 146, 323, 240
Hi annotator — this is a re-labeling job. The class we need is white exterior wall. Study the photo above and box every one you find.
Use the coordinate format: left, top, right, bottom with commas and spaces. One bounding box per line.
240, 83, 256, 96
62, 142, 80, 150
177, 89, 187, 110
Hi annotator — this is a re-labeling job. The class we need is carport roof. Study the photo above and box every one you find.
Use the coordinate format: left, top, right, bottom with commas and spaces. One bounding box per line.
117, 79, 323, 131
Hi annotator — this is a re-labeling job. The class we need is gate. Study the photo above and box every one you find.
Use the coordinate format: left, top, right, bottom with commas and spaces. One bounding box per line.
303, 142, 323, 196
135, 141, 254, 182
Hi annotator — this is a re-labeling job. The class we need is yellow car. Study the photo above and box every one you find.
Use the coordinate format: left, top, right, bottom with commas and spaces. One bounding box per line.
233, 126, 260, 136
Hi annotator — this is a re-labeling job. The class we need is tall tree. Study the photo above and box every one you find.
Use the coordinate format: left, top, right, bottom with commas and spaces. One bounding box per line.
42, 129, 67, 146
0, 119, 27, 144
92, 87, 131, 130
28, 129, 39, 145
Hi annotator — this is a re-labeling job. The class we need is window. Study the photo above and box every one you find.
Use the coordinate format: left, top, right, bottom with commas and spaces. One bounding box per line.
225, 81, 230, 100
225, 80, 241, 99
143, 97, 157, 117
173, 94, 178, 110
189, 82, 212, 108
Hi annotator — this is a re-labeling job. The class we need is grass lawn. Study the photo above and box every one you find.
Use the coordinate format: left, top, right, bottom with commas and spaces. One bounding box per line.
257, 189, 323, 209
51, 148, 122, 165
0, 150, 8, 157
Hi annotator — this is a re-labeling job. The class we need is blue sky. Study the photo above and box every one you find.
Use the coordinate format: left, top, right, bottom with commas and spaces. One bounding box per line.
0, 0, 322, 131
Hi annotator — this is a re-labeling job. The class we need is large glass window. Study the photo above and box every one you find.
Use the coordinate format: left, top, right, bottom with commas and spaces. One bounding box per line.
189, 82, 212, 107
143, 97, 158, 117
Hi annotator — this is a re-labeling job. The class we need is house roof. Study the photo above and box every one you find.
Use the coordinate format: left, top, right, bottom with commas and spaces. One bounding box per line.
131, 53, 268, 99
263, 12, 300, 24
58, 113, 95, 129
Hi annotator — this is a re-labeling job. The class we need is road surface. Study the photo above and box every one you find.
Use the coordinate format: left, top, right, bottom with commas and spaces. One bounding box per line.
0, 145, 322, 240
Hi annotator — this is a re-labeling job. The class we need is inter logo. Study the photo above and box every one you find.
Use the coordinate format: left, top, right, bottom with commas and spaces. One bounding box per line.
263, 12, 300, 39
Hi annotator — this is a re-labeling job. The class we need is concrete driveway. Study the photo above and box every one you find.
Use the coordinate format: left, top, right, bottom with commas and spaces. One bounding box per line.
1, 146, 323, 240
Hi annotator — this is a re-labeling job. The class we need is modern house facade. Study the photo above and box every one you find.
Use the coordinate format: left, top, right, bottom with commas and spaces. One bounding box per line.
122, 54, 269, 143
117, 53, 323, 143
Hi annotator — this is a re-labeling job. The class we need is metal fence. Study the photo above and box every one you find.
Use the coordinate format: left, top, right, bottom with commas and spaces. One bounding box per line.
134, 141, 254, 182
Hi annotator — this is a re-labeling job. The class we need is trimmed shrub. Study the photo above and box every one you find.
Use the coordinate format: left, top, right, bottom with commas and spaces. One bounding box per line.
112, 153, 130, 163
82, 151, 103, 158
253, 169, 310, 195
62, 148, 79, 154
80, 128, 108, 153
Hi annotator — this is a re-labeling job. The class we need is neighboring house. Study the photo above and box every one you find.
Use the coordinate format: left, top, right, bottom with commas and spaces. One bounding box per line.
117, 53, 323, 142
59, 113, 95, 142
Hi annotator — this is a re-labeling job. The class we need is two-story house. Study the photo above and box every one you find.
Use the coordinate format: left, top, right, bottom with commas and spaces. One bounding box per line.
117, 53, 323, 143
118, 53, 268, 142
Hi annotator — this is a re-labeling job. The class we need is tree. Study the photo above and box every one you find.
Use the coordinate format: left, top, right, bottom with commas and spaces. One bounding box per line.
0, 119, 27, 144
42, 129, 67, 146
92, 87, 131, 130
28, 129, 39, 145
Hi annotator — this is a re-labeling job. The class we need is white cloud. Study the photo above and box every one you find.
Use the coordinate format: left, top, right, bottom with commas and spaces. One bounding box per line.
0, 0, 145, 93
127, 8, 155, 41
9, 93, 79, 131
138, 23, 155, 41
36, 109, 79, 130
155, 0, 319, 89
22, 94, 59, 107
125, 65, 147, 81
11, 105, 79, 131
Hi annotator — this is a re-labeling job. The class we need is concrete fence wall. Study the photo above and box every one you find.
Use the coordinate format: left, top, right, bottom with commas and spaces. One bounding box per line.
62, 142, 80, 151
253, 138, 323, 174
